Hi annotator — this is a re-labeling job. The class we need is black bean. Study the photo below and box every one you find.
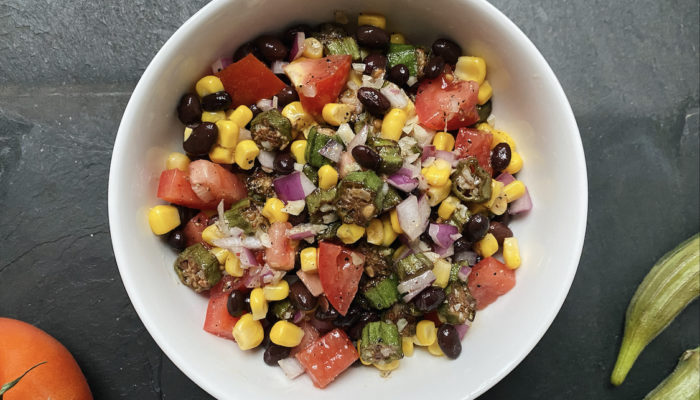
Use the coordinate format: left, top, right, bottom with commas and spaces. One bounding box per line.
183, 122, 217, 155
351, 145, 381, 170
177, 206, 199, 225
356, 25, 389, 48
491, 143, 511, 172
167, 229, 186, 251
200, 91, 232, 112
424, 56, 445, 79
273, 152, 295, 175
283, 24, 312, 46
363, 53, 387, 75
357, 87, 390, 116
289, 281, 317, 311
453, 237, 472, 254
233, 41, 261, 62
432, 38, 461, 65
263, 344, 291, 366
255, 35, 288, 63
227, 290, 250, 317
248, 103, 263, 118
437, 324, 462, 359
348, 311, 380, 341
493, 211, 512, 226
309, 316, 335, 335
488, 221, 513, 245
464, 214, 489, 242
287, 208, 308, 226
388, 64, 409, 86
411, 286, 446, 313
275, 86, 298, 108
276, 73, 291, 86
177, 93, 202, 125
332, 306, 360, 329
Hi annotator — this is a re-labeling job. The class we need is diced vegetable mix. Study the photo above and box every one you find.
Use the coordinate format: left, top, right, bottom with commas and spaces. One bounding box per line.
148, 11, 534, 388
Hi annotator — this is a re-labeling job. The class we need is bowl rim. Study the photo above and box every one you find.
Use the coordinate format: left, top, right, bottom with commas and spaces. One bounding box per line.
108, 0, 588, 398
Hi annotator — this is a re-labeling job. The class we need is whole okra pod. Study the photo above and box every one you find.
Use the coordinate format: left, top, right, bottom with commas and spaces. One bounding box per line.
644, 347, 699, 400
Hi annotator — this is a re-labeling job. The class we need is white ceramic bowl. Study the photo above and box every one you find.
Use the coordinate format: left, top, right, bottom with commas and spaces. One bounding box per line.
109, 0, 587, 398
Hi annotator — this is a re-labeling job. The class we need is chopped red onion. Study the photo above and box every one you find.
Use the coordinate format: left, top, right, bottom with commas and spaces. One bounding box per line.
396, 195, 430, 241
213, 235, 264, 250
495, 172, 516, 185
288, 230, 314, 240
348, 124, 368, 151
428, 223, 459, 248
288, 32, 305, 61
455, 324, 470, 340
509, 188, 532, 214
239, 248, 259, 267
457, 265, 471, 282
399, 270, 437, 302
393, 246, 413, 261
271, 60, 289, 74
319, 139, 343, 163
433, 243, 454, 257
352, 63, 366, 72
292, 310, 304, 323
258, 150, 276, 171
274, 171, 316, 202
256, 98, 274, 112
278, 357, 305, 379
296, 270, 323, 297
421, 145, 436, 161
211, 57, 232, 74
386, 173, 419, 192
454, 250, 478, 266
435, 150, 458, 166
380, 83, 408, 109
338, 151, 361, 178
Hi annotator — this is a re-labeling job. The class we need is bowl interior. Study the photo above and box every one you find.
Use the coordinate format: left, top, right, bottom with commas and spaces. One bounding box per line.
109, 0, 587, 398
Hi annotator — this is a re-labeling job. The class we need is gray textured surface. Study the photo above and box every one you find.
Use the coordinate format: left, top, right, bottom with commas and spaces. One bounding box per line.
0, 0, 698, 399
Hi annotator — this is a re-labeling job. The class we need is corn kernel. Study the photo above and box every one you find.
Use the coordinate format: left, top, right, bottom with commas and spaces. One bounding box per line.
402, 337, 414, 357
322, 103, 354, 126
390, 209, 403, 234
263, 280, 290, 301
475, 233, 498, 258
478, 80, 493, 105
249, 288, 268, 320
227, 105, 253, 128
393, 245, 409, 261
358, 13, 386, 29
262, 197, 288, 223
195, 75, 224, 97
504, 180, 526, 202
426, 179, 452, 207
184, 127, 193, 141
290, 139, 307, 164
504, 151, 523, 174
454, 56, 487, 85
503, 237, 521, 269
209, 247, 230, 264
232, 313, 264, 350
165, 152, 190, 171
225, 253, 244, 277
428, 339, 445, 356
282, 102, 315, 135
201, 224, 225, 246
300, 247, 318, 272
415, 320, 437, 346
483, 180, 505, 209
302, 37, 323, 58
337, 223, 365, 244
374, 359, 400, 371
147, 205, 180, 235
208, 145, 235, 164
476, 122, 493, 132
489, 192, 508, 215
432, 131, 455, 152
381, 108, 407, 141
421, 159, 451, 187
366, 218, 384, 245
270, 321, 305, 347
438, 196, 460, 220
390, 33, 406, 44
234, 140, 259, 170
381, 215, 398, 246
201, 110, 225, 123
432, 259, 451, 288
216, 120, 239, 148
318, 165, 339, 189
490, 129, 516, 150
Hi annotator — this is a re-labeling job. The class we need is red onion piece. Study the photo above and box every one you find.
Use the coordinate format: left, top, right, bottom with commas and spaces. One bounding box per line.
239, 248, 259, 267
292, 310, 304, 323
386, 173, 419, 192
454, 250, 478, 266
278, 357, 305, 379
319, 139, 343, 163
211, 57, 232, 74
396, 195, 429, 241
421, 145, 436, 161
348, 124, 368, 151
393, 245, 414, 261
296, 270, 323, 297
496, 172, 516, 185
457, 265, 471, 282
256, 98, 274, 112
288, 230, 314, 240
509, 188, 532, 214
271, 60, 289, 74
428, 223, 459, 248
274, 171, 317, 202
455, 324, 470, 340
433, 243, 454, 257
258, 150, 276, 170
397, 269, 436, 294
435, 150, 458, 167
288, 31, 305, 61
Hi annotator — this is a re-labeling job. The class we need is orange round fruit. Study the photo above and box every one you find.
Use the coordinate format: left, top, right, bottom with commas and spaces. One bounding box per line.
0, 318, 92, 400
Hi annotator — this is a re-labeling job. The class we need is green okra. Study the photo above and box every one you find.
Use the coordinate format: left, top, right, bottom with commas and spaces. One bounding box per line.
360, 321, 403, 364
305, 126, 342, 168
438, 281, 477, 325
334, 171, 383, 226
379, 186, 402, 213
387, 44, 418, 76
395, 253, 432, 282
367, 136, 403, 175
250, 109, 292, 151
324, 37, 361, 60
362, 275, 399, 310
174, 243, 221, 292
224, 198, 267, 235
611, 233, 700, 386
644, 347, 699, 400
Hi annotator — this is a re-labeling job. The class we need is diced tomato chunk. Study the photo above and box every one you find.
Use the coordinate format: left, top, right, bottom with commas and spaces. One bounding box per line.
157, 168, 216, 210
415, 74, 480, 130
188, 160, 247, 208
283, 55, 352, 116
203, 276, 239, 340
218, 54, 287, 107
290, 321, 320, 356
265, 222, 297, 270
295, 329, 359, 388
182, 211, 210, 247
455, 128, 493, 174
467, 257, 516, 310
317, 242, 364, 316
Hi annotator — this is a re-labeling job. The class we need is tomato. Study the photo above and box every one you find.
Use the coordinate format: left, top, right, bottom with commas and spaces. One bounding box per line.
265, 222, 296, 270
294, 328, 359, 388
0, 318, 92, 400
217, 53, 287, 107
182, 211, 210, 247
289, 321, 320, 356
415, 74, 480, 130
283, 55, 352, 116
203, 276, 240, 340
157, 168, 216, 210
455, 128, 494, 174
467, 257, 516, 310
317, 242, 364, 316
188, 160, 247, 208
296, 270, 323, 297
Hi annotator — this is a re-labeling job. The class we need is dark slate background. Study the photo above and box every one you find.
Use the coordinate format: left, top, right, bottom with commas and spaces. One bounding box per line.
0, 0, 698, 398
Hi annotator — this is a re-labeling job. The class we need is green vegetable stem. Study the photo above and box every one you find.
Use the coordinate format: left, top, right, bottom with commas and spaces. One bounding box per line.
611, 233, 699, 386
644, 347, 699, 400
